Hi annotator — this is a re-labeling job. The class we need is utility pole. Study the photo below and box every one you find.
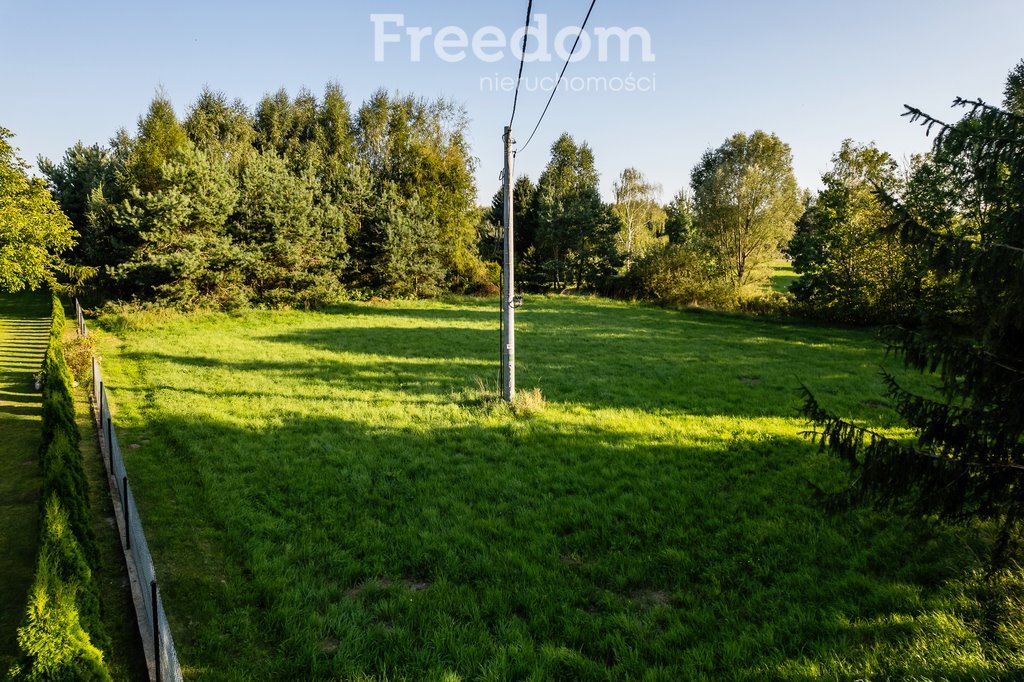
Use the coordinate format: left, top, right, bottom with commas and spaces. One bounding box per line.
501, 126, 515, 402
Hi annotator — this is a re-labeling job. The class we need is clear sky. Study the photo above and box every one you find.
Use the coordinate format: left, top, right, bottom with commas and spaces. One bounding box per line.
3, 0, 1022, 203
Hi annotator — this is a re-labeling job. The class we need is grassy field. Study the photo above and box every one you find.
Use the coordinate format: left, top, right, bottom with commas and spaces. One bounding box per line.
0, 292, 49, 676
93, 295, 1022, 680
768, 260, 799, 296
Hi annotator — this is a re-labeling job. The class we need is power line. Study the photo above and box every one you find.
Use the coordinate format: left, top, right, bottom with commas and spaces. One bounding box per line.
517, 0, 598, 153
508, 0, 534, 129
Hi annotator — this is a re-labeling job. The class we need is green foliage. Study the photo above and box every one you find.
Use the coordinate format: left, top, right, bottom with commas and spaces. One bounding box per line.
184, 87, 257, 174
122, 94, 190, 196
366, 189, 446, 298
1004, 58, 1024, 115
355, 90, 482, 292
9, 499, 110, 682
611, 167, 666, 268
233, 149, 349, 307
691, 130, 801, 291
47, 85, 484, 308
802, 70, 1024, 567
790, 140, 916, 323
110, 146, 248, 308
0, 128, 77, 293
8, 296, 110, 680
485, 175, 538, 267
37, 143, 114, 267
620, 242, 732, 308
535, 133, 619, 289
663, 187, 696, 246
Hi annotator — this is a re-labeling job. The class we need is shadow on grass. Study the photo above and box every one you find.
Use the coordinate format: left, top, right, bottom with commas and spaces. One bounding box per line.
234, 303, 899, 419
113, 402, 1013, 681
0, 291, 49, 673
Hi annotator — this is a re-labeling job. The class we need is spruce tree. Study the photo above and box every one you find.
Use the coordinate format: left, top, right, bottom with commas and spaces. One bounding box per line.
802, 71, 1024, 566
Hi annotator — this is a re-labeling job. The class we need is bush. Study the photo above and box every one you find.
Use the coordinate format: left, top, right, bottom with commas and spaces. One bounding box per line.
9, 499, 110, 682
62, 335, 96, 386
622, 243, 733, 308
738, 291, 794, 318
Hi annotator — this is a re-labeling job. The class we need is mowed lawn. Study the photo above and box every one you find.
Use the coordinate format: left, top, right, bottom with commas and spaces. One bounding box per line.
0, 292, 49, 676
95, 296, 1022, 680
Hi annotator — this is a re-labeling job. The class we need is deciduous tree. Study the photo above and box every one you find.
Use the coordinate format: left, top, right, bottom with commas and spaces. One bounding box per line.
691, 131, 801, 291
612, 167, 666, 268
0, 128, 77, 292
790, 140, 913, 323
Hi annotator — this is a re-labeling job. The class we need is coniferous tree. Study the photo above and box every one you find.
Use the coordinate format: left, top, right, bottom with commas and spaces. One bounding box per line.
484, 175, 539, 285
803, 69, 1024, 566
535, 133, 618, 290
664, 188, 696, 247
38, 142, 114, 263
232, 149, 349, 307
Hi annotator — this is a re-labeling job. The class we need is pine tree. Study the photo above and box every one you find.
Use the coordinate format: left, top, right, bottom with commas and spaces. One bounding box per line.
802, 75, 1024, 566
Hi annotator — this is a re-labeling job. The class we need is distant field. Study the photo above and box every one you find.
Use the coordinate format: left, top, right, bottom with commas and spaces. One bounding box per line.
94, 295, 1022, 680
768, 260, 798, 295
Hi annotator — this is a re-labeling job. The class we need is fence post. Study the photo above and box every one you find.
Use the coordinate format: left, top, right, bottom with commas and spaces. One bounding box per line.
151, 580, 161, 682
123, 477, 130, 550
107, 416, 113, 471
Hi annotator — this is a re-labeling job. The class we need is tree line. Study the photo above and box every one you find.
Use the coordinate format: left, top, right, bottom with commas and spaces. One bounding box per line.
5, 62, 1024, 572
3, 65, 1020, 332
22, 81, 803, 311
483, 129, 801, 307
35, 85, 482, 307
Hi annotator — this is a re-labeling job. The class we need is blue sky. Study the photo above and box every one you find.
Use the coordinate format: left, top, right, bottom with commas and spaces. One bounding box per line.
4, 0, 1022, 203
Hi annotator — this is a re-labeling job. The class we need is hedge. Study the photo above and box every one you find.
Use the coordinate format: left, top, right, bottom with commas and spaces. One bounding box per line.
5, 295, 111, 681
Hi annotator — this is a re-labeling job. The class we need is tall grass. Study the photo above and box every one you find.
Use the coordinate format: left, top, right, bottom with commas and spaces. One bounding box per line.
95, 295, 1023, 680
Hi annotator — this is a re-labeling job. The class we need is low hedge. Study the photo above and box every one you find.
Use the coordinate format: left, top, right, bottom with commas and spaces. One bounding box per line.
6, 295, 111, 681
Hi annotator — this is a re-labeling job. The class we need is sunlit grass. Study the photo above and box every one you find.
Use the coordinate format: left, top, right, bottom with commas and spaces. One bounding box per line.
94, 295, 1023, 680
768, 259, 799, 295
0, 292, 49, 676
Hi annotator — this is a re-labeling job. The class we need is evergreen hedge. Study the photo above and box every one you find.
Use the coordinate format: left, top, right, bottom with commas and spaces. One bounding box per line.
5, 295, 111, 681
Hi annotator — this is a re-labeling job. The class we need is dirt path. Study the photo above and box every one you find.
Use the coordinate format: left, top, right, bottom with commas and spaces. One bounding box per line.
0, 291, 50, 674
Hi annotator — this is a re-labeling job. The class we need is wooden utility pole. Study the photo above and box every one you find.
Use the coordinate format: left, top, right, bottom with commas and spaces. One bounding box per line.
501, 126, 515, 402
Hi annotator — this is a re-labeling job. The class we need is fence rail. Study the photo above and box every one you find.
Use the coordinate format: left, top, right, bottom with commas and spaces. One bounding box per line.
81, 300, 183, 682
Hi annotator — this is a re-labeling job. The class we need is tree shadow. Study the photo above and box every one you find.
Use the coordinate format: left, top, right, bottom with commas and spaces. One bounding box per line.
115, 406, 1006, 681
241, 300, 902, 419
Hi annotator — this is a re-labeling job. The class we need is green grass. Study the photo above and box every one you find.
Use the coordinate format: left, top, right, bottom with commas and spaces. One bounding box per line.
768, 260, 798, 295
0, 292, 49, 676
94, 295, 1023, 680
65, 321, 152, 682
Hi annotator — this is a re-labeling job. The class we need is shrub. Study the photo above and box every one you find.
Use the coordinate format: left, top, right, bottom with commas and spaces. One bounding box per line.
61, 335, 95, 386
738, 291, 794, 318
623, 243, 733, 308
8, 499, 110, 682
